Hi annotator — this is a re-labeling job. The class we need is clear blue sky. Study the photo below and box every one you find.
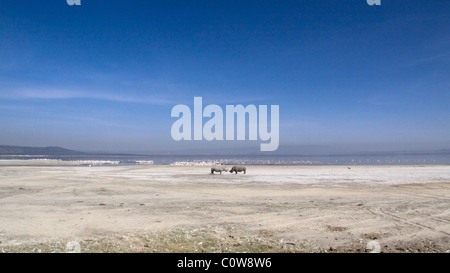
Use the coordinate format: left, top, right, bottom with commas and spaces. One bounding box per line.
0, 0, 449, 153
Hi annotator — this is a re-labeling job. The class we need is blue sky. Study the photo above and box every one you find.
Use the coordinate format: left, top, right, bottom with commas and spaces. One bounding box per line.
0, 0, 449, 154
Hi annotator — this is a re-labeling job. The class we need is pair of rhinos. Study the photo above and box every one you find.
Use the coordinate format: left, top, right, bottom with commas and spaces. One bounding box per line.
211, 165, 246, 174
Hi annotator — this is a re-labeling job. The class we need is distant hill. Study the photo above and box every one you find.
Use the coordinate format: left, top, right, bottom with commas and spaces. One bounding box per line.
0, 145, 85, 155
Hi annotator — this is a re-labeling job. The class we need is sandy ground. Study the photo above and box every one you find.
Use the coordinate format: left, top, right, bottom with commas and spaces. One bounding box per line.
0, 161, 449, 252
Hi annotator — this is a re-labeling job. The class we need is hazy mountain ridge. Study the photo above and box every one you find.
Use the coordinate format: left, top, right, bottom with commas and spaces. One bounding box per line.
0, 145, 85, 155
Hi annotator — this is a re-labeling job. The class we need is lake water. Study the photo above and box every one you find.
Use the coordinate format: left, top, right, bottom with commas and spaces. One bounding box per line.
1, 153, 449, 166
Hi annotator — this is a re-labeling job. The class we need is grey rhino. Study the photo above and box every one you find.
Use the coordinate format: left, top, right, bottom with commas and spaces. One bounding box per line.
211, 166, 228, 174
229, 166, 246, 174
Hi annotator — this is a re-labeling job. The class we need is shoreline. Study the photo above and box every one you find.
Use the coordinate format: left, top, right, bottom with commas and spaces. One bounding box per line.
0, 159, 449, 167
0, 164, 449, 252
